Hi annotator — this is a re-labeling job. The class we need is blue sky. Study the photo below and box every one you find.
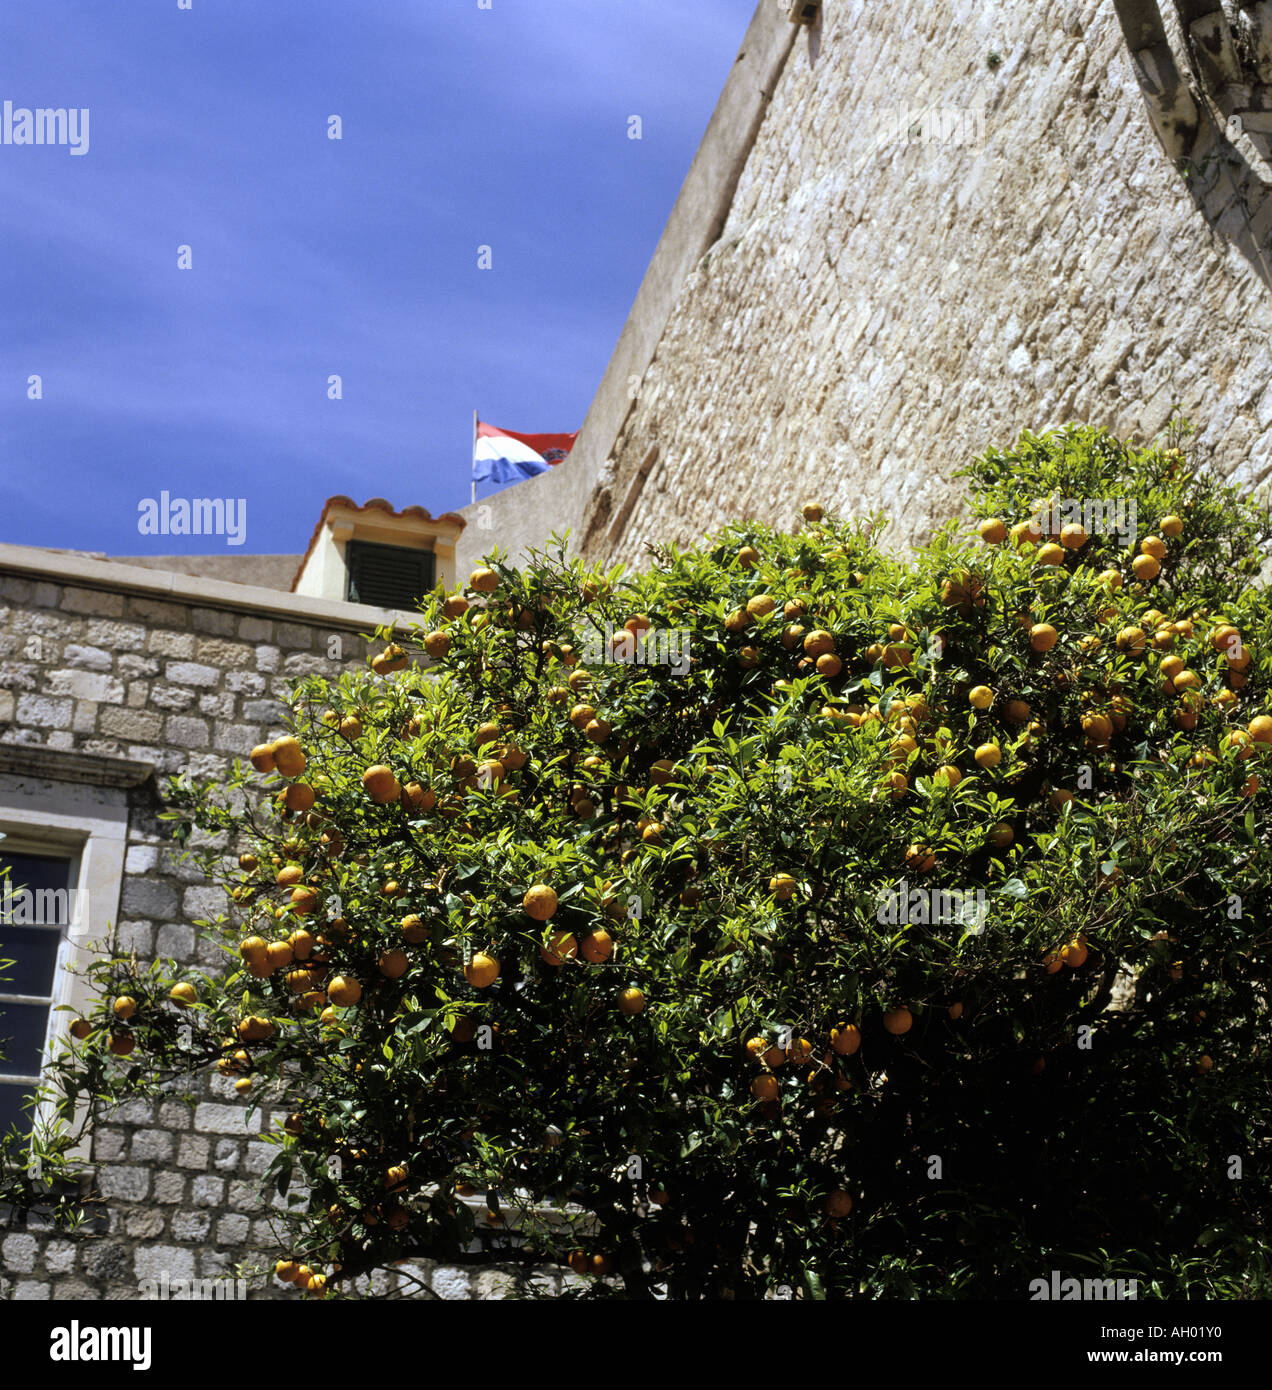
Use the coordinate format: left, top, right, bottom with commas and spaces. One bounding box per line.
0, 0, 754, 556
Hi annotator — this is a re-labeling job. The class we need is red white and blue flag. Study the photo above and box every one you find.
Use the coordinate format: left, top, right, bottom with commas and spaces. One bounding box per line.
472, 419, 579, 484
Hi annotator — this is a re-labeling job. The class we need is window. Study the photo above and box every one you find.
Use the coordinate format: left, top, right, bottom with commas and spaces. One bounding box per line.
0, 848, 78, 1139
345, 540, 435, 611
0, 749, 139, 1158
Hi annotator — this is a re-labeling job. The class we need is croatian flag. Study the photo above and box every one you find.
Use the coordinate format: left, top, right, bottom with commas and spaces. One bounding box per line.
473, 419, 579, 484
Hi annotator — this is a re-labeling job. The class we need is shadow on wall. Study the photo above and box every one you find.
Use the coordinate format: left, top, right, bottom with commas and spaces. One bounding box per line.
1114, 0, 1272, 290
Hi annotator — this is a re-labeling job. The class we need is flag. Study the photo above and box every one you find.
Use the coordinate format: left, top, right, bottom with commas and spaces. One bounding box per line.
472, 419, 579, 484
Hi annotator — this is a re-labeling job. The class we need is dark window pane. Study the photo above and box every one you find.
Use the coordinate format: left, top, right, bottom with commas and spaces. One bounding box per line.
0, 1081, 36, 1140
345, 541, 435, 611
0, 925, 60, 997
0, 1000, 52, 1078
0, 852, 75, 925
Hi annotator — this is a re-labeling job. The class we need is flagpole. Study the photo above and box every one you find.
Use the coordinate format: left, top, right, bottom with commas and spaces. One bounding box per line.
471, 409, 478, 505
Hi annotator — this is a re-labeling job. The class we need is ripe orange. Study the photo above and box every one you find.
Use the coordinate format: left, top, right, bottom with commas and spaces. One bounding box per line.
1060, 940, 1088, 968
1029, 623, 1058, 653
283, 781, 316, 813
1160, 514, 1183, 537
934, 764, 962, 788
581, 930, 614, 964
249, 743, 277, 774
423, 631, 451, 659
1004, 699, 1031, 724
113, 996, 137, 1021
825, 1190, 853, 1218
941, 572, 985, 614
379, 949, 409, 979
1116, 626, 1146, 653
973, 743, 1001, 769
882, 1007, 913, 1036
618, 988, 646, 1016
290, 886, 320, 916
1081, 713, 1112, 743
523, 884, 558, 921
569, 703, 597, 731
989, 821, 1014, 848
1131, 553, 1160, 582
751, 1074, 779, 1101
802, 502, 824, 523
465, 953, 500, 988
947, 1002, 964, 1020
1248, 715, 1272, 744
830, 1023, 861, 1056
108, 1033, 136, 1056
1060, 523, 1087, 549
169, 983, 197, 1008
745, 1036, 767, 1060
1098, 568, 1123, 589
769, 873, 797, 901
327, 976, 362, 1007
803, 629, 835, 659
272, 737, 306, 778
1036, 543, 1065, 567
69, 1018, 92, 1040
362, 764, 401, 804
905, 844, 936, 874
978, 517, 1007, 544
540, 931, 578, 966
470, 567, 498, 592
1140, 535, 1167, 561
968, 685, 993, 710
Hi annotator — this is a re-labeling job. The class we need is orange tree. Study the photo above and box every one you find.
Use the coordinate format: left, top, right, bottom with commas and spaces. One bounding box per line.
31, 420, 1272, 1298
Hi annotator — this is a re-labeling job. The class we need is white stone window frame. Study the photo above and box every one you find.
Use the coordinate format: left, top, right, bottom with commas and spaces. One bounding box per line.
0, 753, 145, 1162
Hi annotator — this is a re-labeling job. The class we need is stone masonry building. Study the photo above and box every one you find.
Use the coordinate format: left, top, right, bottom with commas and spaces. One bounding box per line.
5, 0, 1272, 1300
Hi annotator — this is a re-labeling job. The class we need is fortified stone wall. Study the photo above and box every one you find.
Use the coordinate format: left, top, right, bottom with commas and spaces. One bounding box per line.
457, 0, 1272, 574
583, 0, 1272, 566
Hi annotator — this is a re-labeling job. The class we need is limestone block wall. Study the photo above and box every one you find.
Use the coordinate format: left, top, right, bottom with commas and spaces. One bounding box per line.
0, 562, 548, 1299
576, 0, 1272, 567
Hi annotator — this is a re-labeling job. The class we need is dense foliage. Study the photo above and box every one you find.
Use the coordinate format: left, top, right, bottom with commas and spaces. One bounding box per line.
8, 420, 1272, 1298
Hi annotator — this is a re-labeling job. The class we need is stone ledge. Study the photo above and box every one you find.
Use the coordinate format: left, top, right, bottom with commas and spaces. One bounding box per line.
0, 745, 154, 788
0, 544, 422, 633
